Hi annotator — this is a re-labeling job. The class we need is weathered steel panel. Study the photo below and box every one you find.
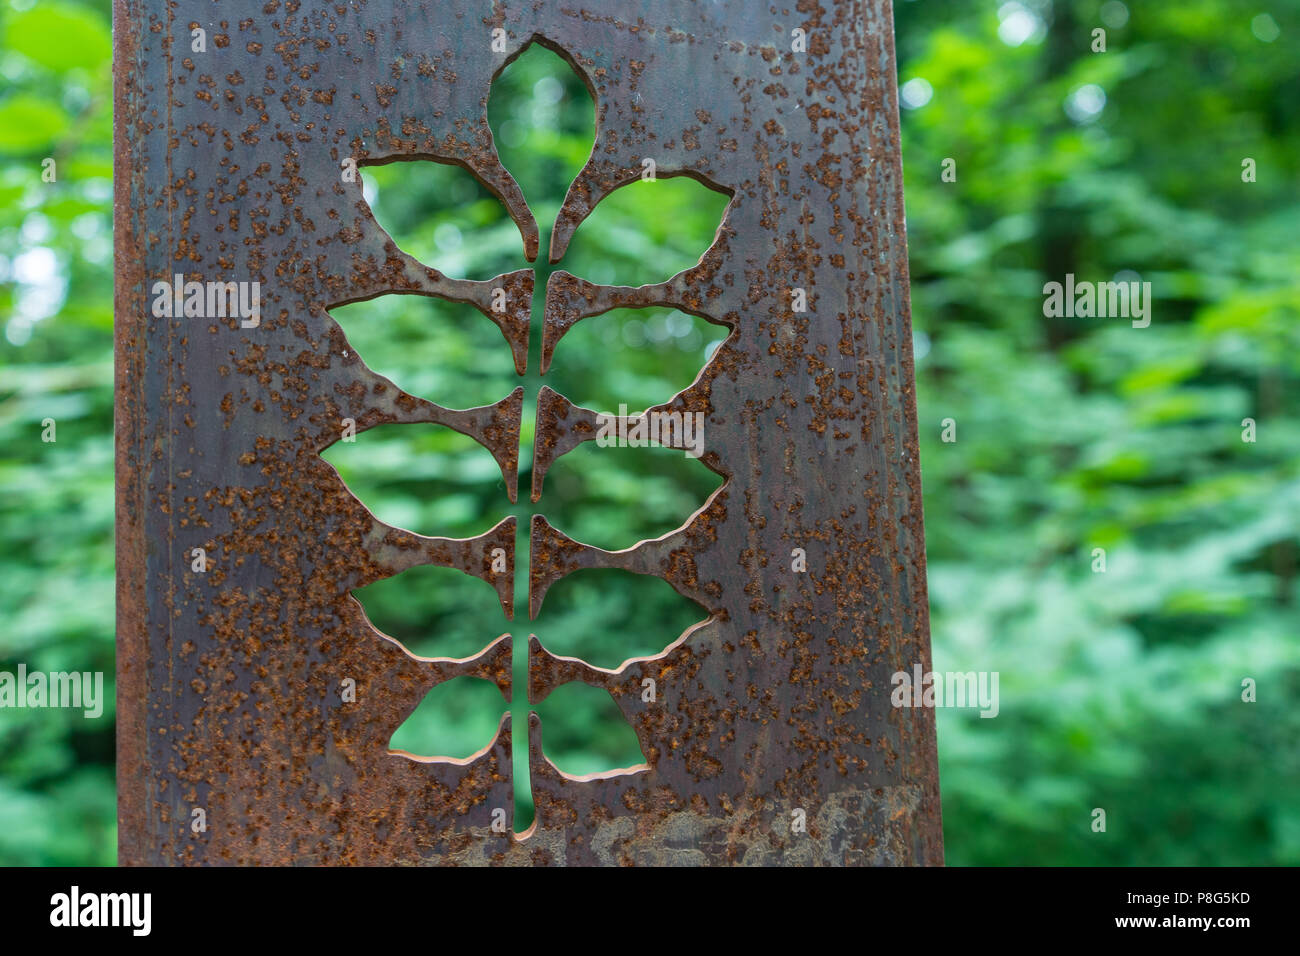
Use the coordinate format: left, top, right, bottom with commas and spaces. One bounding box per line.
115, 0, 941, 865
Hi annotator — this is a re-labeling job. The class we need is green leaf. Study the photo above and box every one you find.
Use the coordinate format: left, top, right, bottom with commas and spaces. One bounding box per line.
0, 94, 69, 151
5, 4, 111, 72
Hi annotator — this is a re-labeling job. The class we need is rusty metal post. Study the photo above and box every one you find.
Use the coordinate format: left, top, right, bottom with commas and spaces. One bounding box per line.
115, 0, 941, 865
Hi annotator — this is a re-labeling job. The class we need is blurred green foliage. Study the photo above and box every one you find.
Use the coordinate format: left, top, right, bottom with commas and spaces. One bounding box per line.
896, 0, 1300, 864
0, 0, 115, 865
0, 0, 1296, 863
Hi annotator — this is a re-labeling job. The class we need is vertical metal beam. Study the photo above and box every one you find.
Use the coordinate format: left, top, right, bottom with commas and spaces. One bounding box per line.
115, 0, 941, 865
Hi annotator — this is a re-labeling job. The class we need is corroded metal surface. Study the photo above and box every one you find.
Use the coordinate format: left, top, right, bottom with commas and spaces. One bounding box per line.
116, 0, 941, 865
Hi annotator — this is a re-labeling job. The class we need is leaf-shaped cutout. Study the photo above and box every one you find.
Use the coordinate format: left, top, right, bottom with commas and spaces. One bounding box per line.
532, 568, 706, 669
487, 42, 594, 239
389, 676, 505, 760
561, 176, 730, 286
322, 424, 509, 535
336, 41, 734, 830
537, 443, 723, 552
359, 160, 524, 280
329, 296, 518, 409
546, 307, 729, 412
535, 683, 647, 777
354, 564, 508, 660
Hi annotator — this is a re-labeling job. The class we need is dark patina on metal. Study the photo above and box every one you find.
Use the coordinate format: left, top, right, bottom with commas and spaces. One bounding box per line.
116, 0, 941, 865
